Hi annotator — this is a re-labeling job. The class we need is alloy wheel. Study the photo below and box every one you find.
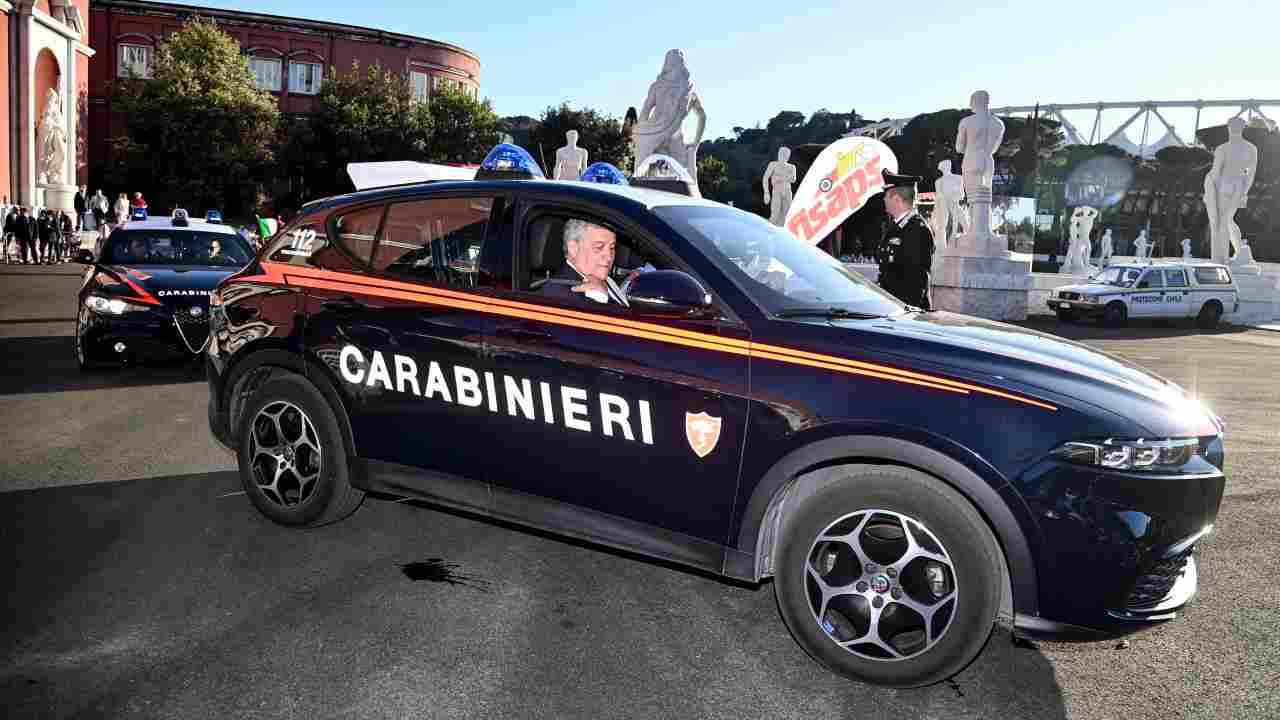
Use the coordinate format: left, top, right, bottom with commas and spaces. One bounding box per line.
805, 509, 958, 661
248, 400, 323, 507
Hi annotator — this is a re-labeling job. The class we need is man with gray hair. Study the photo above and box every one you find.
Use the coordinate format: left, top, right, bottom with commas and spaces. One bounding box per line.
538, 218, 629, 306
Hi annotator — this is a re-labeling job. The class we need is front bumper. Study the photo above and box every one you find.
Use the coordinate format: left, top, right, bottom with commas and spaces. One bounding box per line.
1013, 441, 1225, 639
78, 304, 210, 365
1047, 298, 1107, 317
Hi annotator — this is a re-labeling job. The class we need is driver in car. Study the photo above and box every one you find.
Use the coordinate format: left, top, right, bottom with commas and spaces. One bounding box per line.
539, 219, 629, 307
126, 237, 149, 263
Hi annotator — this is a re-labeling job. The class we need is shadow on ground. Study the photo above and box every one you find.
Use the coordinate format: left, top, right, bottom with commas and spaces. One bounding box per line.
1021, 315, 1254, 341
1, 475, 1066, 719
0, 335, 204, 395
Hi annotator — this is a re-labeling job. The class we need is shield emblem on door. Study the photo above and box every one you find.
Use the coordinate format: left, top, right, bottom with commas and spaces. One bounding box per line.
685, 411, 722, 459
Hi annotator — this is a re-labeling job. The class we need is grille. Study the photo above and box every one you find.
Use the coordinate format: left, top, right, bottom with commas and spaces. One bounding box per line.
1126, 552, 1191, 608
173, 306, 211, 353
1059, 292, 1080, 301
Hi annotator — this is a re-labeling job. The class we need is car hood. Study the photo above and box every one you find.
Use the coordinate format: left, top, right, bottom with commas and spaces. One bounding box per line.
817, 311, 1219, 437
1055, 282, 1126, 295
104, 265, 238, 308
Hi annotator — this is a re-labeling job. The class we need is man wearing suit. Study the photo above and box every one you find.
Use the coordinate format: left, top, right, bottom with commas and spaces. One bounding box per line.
538, 218, 629, 307
74, 185, 87, 231
877, 170, 935, 310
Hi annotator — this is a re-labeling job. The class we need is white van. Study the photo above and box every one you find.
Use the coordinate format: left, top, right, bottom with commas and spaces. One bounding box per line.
1047, 261, 1238, 328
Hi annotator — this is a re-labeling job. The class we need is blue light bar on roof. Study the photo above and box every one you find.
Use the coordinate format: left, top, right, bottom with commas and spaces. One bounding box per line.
476, 143, 544, 180
205, 210, 223, 223
579, 162, 629, 185
130, 207, 148, 220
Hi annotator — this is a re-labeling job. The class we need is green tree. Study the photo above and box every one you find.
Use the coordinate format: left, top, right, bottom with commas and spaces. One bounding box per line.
279, 61, 434, 203
530, 104, 632, 175
109, 16, 277, 215
426, 86, 501, 164
696, 156, 728, 199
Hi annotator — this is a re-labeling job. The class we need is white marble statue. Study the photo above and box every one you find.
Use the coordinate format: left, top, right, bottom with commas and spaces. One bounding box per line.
1133, 230, 1151, 259
954, 90, 1005, 248
553, 130, 589, 180
1232, 237, 1258, 267
1203, 117, 1258, 264
1099, 229, 1114, 265
38, 88, 68, 185
1061, 206, 1098, 274
1181, 237, 1193, 260
761, 147, 797, 226
931, 159, 968, 246
632, 50, 706, 187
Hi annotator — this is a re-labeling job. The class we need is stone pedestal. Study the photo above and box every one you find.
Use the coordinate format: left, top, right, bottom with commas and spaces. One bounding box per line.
931, 248, 1033, 321
39, 183, 77, 213
1229, 265, 1277, 325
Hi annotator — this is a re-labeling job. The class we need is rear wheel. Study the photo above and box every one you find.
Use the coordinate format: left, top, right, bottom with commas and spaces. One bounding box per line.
238, 374, 363, 527
1103, 301, 1127, 327
1196, 301, 1222, 330
772, 465, 1002, 687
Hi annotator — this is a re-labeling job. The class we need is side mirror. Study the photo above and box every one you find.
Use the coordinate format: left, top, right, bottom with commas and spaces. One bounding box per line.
73, 249, 94, 264
626, 270, 713, 317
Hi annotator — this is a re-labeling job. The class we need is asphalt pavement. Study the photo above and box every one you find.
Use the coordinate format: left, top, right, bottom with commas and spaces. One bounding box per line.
1, 264, 1277, 719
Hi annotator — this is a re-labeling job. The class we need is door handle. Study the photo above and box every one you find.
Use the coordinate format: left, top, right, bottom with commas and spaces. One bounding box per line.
494, 326, 552, 343
322, 296, 366, 313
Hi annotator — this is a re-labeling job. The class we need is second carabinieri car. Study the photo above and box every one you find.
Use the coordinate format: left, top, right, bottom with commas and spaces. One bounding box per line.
75, 209, 256, 370
204, 145, 1226, 688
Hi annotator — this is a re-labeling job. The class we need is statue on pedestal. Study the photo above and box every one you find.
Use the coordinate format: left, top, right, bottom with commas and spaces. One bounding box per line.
632, 50, 706, 186
1061, 206, 1098, 274
553, 130, 589, 180
1100, 229, 1114, 265
1133, 230, 1151, 259
931, 159, 968, 246
1203, 118, 1258, 263
954, 90, 1005, 253
1182, 238, 1193, 260
761, 147, 797, 226
38, 89, 68, 185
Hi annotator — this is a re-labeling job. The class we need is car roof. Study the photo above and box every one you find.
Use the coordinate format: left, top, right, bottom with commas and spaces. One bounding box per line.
114, 218, 240, 235
298, 179, 725, 218
1108, 260, 1228, 270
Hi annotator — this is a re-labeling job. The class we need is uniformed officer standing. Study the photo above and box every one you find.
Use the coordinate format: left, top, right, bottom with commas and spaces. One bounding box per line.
877, 170, 935, 310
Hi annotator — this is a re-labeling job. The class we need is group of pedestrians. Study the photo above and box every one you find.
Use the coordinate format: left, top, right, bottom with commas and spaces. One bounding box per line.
1, 203, 77, 264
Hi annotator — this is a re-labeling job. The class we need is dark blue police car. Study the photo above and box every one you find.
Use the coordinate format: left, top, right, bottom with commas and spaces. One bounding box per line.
205, 148, 1224, 687
75, 209, 255, 369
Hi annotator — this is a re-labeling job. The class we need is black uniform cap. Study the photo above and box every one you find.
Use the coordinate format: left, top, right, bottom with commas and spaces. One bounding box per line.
882, 169, 921, 190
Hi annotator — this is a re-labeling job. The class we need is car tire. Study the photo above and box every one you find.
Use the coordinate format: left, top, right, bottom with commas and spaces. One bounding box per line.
1196, 301, 1222, 330
74, 314, 101, 372
772, 464, 1002, 688
1103, 301, 1127, 327
237, 373, 364, 527
1055, 308, 1077, 324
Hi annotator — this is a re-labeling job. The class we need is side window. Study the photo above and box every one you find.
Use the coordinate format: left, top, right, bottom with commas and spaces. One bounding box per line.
520, 212, 672, 297
1138, 270, 1164, 289
333, 205, 385, 265
1163, 269, 1188, 288
269, 221, 328, 267
1195, 267, 1231, 285
372, 197, 497, 289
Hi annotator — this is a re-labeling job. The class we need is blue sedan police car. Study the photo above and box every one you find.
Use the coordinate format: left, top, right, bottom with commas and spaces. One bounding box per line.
205, 148, 1224, 687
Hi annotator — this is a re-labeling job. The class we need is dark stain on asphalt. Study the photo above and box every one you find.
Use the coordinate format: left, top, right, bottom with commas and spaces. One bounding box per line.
946, 678, 965, 698
401, 559, 492, 591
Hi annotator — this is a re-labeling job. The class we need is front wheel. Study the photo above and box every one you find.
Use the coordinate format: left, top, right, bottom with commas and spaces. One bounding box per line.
238, 374, 364, 527
1103, 301, 1128, 327
1055, 308, 1077, 324
773, 465, 1002, 687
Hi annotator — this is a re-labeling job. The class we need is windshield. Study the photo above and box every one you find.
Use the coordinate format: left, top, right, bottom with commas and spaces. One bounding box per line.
654, 205, 905, 317
1094, 266, 1142, 287
104, 229, 255, 267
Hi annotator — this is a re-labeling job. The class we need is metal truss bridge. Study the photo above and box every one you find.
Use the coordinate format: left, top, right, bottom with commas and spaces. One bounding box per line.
848, 99, 1279, 158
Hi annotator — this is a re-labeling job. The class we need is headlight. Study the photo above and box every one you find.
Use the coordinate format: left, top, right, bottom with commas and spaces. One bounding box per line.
1051, 438, 1199, 470
1082, 295, 1100, 303
85, 295, 150, 315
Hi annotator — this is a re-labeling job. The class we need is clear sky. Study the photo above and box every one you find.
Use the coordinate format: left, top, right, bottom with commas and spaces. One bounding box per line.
191, 0, 1276, 141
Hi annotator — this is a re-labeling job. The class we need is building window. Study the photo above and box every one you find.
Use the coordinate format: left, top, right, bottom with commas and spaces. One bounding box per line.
249, 57, 282, 92
410, 71, 430, 104
118, 44, 153, 79
289, 62, 323, 95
